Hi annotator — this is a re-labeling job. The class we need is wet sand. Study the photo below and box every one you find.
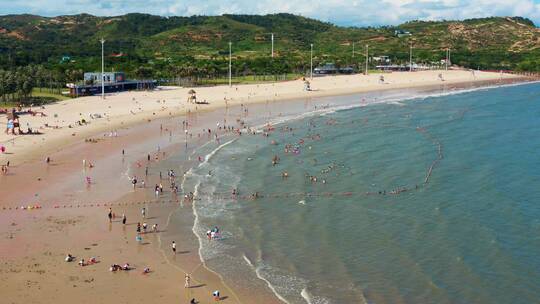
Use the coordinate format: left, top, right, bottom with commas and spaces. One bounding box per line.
0, 109, 250, 303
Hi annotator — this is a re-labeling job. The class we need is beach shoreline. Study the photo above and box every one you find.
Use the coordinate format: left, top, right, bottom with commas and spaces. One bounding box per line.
0, 70, 530, 167
0, 71, 533, 304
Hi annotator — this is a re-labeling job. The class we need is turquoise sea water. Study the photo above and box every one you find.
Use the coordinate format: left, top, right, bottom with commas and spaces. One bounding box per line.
181, 83, 540, 303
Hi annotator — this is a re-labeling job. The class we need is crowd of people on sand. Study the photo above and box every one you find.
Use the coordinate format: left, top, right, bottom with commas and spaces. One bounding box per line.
1, 105, 115, 137
64, 253, 99, 267
62, 207, 155, 274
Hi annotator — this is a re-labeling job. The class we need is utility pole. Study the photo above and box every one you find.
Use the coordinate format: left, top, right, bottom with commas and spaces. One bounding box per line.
352, 42, 355, 58
365, 44, 369, 75
271, 33, 274, 58
228, 41, 232, 87
445, 48, 449, 71
100, 38, 105, 99
409, 45, 413, 72
448, 48, 451, 68
310, 43, 313, 79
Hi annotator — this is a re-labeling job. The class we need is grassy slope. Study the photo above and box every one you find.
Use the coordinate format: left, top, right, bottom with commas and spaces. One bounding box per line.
0, 13, 539, 71
31, 88, 71, 101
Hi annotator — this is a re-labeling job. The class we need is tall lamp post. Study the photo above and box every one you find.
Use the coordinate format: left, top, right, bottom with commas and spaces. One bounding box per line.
409, 45, 413, 72
271, 33, 274, 58
445, 48, 449, 71
365, 44, 369, 75
310, 43, 313, 79
352, 42, 355, 58
448, 48, 451, 68
228, 41, 232, 87
100, 38, 105, 99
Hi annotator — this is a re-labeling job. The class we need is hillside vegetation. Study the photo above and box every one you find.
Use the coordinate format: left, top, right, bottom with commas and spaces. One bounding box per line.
1, 13, 540, 80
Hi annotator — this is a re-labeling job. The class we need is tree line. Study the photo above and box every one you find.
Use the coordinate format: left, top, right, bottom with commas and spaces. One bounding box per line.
0, 65, 83, 103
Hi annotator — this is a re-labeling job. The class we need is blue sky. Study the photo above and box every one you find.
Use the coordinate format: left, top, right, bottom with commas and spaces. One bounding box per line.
2, 0, 540, 26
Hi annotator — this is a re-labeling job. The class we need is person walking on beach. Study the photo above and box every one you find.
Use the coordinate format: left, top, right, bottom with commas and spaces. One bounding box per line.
141, 207, 146, 219
185, 273, 191, 288
172, 241, 176, 254
137, 222, 141, 233
122, 214, 126, 225
108, 208, 113, 222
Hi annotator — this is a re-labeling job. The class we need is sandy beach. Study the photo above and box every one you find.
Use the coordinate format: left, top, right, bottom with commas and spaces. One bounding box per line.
0, 70, 522, 166
0, 70, 531, 304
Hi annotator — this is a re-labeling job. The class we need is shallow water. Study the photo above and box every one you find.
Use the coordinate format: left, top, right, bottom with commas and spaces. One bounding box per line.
169, 82, 540, 303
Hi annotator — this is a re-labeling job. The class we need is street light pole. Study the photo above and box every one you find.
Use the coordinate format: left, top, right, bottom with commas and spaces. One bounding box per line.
409, 45, 413, 72
228, 41, 232, 87
445, 48, 449, 71
448, 48, 451, 68
365, 44, 369, 75
100, 38, 105, 99
352, 42, 355, 58
310, 43, 313, 80
271, 33, 274, 58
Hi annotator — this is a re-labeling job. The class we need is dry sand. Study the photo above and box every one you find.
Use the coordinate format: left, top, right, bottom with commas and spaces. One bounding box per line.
0, 70, 521, 166
0, 70, 529, 304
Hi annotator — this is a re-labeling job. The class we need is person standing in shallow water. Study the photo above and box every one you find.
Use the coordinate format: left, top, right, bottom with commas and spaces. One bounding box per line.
122, 214, 126, 225
172, 241, 176, 254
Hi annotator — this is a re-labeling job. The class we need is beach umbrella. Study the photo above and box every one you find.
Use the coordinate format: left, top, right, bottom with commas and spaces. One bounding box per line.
187, 89, 197, 103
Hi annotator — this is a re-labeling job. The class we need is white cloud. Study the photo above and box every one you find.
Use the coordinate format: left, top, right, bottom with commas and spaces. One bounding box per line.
1, 0, 540, 26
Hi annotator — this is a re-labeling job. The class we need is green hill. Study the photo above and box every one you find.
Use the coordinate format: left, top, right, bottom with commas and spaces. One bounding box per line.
1, 13, 540, 78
